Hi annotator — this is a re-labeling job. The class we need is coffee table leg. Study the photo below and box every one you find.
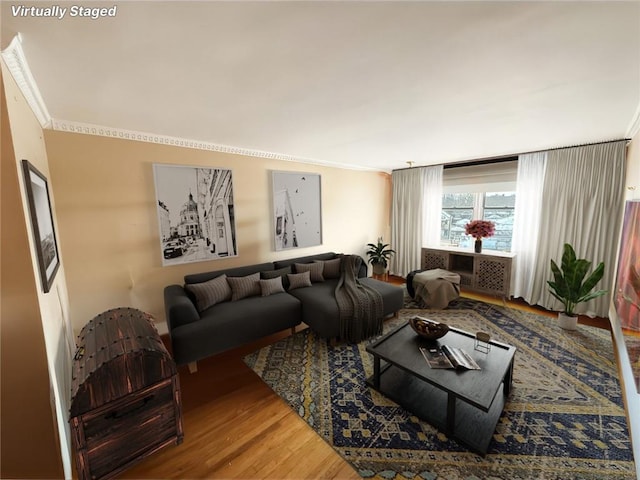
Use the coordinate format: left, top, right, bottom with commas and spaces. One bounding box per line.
373, 356, 380, 389
446, 393, 456, 433
504, 355, 515, 396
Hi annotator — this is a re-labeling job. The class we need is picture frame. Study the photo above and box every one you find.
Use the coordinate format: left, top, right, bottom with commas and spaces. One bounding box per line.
614, 199, 640, 391
21, 160, 60, 293
272, 171, 322, 251
153, 164, 238, 266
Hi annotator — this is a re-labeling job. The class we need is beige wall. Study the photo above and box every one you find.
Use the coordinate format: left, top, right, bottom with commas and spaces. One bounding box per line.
1, 67, 65, 478
44, 130, 392, 332
626, 131, 640, 198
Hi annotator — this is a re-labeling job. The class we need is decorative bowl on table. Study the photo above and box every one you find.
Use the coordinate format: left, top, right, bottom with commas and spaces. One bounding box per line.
409, 316, 449, 340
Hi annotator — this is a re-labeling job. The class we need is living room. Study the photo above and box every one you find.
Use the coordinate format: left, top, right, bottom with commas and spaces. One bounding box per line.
2, 2, 640, 479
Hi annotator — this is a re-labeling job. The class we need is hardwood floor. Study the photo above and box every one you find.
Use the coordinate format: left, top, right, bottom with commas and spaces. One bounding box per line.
120, 325, 360, 479
120, 277, 610, 479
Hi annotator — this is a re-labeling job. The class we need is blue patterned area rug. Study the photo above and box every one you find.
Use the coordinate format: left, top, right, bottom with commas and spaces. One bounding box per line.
244, 299, 636, 479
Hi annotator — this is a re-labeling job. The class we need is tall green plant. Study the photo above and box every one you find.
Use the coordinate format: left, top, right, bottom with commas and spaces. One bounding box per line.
547, 243, 607, 316
366, 238, 395, 268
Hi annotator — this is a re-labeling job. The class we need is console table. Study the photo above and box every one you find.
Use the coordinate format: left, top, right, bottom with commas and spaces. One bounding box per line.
421, 247, 515, 299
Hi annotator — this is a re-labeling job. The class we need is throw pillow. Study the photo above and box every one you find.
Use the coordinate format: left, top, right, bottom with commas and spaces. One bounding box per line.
185, 274, 232, 312
260, 277, 285, 296
227, 272, 261, 301
294, 262, 324, 282
261, 266, 292, 289
287, 271, 312, 290
315, 257, 342, 279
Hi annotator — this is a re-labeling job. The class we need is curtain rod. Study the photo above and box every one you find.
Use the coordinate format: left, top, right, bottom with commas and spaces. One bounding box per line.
393, 138, 631, 172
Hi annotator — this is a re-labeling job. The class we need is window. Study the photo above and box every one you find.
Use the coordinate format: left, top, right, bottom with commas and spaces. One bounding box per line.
438, 159, 518, 252
440, 192, 515, 251
441, 193, 474, 246
483, 192, 516, 251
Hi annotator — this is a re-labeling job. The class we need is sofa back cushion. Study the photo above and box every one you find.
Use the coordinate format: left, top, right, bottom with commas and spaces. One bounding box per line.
274, 252, 337, 270
275, 253, 367, 278
184, 262, 275, 285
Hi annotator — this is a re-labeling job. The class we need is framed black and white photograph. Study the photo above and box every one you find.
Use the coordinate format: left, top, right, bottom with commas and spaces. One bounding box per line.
272, 171, 322, 250
21, 160, 60, 293
153, 164, 237, 266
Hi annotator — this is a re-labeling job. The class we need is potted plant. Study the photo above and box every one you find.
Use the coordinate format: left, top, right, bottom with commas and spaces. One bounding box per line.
366, 238, 395, 275
547, 243, 608, 330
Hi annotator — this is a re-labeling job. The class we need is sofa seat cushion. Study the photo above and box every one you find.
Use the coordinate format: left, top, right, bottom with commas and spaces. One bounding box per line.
358, 278, 405, 316
287, 280, 341, 338
287, 278, 404, 340
170, 293, 302, 365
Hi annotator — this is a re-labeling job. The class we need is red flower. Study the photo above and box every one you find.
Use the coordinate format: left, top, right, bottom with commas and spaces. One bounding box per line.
465, 220, 495, 239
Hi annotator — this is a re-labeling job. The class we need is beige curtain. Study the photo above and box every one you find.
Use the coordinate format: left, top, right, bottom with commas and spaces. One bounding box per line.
528, 141, 627, 317
391, 165, 443, 277
512, 152, 547, 299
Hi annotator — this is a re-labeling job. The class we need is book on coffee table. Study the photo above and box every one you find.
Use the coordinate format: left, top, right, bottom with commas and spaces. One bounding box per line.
420, 345, 481, 370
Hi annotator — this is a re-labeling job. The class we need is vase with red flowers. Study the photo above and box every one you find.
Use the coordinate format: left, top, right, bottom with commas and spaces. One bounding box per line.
465, 220, 496, 253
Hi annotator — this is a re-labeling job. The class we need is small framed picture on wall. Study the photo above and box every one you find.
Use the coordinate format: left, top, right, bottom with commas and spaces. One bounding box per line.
21, 160, 60, 293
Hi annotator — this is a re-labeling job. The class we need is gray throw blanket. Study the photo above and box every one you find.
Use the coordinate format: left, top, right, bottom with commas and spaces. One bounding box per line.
335, 255, 384, 343
413, 268, 460, 309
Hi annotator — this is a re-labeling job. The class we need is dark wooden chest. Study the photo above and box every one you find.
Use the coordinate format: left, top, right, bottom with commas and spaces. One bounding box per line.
70, 307, 183, 480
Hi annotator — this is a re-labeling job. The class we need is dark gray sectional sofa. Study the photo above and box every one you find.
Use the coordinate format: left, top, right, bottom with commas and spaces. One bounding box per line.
164, 252, 404, 371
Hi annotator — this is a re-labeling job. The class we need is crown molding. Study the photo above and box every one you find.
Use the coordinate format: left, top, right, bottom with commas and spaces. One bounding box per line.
1, 34, 380, 172
626, 101, 640, 139
50, 119, 382, 172
1, 34, 52, 128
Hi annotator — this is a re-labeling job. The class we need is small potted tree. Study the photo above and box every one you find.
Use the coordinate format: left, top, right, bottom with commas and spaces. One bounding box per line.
547, 243, 608, 330
366, 238, 395, 275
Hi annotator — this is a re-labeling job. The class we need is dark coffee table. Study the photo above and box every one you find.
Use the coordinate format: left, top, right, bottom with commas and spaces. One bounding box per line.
366, 321, 516, 455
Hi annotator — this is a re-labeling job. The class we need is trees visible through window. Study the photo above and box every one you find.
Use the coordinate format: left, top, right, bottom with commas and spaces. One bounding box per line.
441, 192, 515, 251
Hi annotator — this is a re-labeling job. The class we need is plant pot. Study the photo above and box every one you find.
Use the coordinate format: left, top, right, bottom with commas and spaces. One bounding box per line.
558, 312, 578, 330
372, 263, 386, 275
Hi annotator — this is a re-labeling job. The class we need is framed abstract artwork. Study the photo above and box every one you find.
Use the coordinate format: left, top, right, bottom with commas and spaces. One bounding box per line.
153, 164, 237, 266
272, 171, 322, 251
21, 160, 60, 293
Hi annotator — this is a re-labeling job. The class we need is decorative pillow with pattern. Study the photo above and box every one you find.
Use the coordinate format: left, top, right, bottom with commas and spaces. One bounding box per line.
260, 266, 292, 289
185, 274, 232, 312
227, 272, 261, 301
315, 257, 342, 279
259, 277, 285, 297
294, 262, 325, 282
287, 271, 312, 290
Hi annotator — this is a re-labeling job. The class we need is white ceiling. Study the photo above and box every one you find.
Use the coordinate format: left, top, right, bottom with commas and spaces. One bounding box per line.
2, 1, 639, 172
